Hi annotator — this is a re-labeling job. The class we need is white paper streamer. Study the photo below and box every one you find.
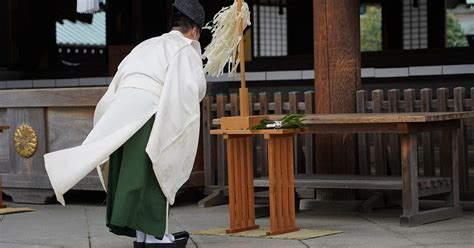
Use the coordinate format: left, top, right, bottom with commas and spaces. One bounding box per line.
77, 0, 100, 14
266, 121, 283, 129
202, 0, 251, 77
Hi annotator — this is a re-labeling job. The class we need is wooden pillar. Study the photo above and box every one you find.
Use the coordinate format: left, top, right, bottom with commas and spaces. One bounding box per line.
313, 0, 361, 198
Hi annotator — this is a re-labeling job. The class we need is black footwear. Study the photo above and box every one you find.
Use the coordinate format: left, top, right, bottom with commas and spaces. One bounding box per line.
133, 241, 145, 248
143, 232, 189, 248
172, 231, 189, 240
172, 231, 189, 246
144, 242, 185, 248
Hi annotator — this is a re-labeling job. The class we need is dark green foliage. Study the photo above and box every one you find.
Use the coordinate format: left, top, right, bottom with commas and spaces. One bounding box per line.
447, 12, 469, 47
360, 5, 382, 52
251, 114, 305, 130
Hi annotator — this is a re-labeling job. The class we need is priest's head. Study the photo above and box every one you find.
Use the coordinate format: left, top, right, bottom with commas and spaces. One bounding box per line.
172, 0, 205, 41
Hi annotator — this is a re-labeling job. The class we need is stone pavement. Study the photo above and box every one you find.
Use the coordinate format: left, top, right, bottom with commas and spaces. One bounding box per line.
0, 199, 473, 248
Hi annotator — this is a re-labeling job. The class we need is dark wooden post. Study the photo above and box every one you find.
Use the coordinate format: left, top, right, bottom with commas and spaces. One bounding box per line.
0, 126, 8, 209
313, 0, 361, 196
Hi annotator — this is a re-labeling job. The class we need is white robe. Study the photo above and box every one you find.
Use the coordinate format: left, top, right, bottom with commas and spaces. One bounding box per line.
44, 31, 207, 206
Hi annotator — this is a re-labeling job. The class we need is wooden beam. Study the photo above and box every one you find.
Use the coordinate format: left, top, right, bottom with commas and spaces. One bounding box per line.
400, 207, 462, 227
0, 88, 106, 108
254, 175, 453, 192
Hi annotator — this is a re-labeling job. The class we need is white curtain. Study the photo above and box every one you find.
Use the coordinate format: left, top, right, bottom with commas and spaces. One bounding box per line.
77, 0, 101, 13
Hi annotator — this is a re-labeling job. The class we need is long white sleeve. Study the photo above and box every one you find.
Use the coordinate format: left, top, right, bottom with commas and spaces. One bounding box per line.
146, 45, 206, 205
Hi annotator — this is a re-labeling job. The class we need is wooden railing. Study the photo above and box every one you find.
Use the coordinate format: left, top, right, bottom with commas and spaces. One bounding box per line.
201, 87, 474, 198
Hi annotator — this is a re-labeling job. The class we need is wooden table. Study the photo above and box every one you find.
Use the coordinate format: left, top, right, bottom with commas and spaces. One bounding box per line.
211, 129, 300, 235
295, 112, 473, 227
213, 112, 474, 228
0, 125, 9, 209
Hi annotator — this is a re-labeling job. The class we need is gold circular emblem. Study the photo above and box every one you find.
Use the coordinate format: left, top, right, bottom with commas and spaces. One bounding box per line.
14, 124, 38, 158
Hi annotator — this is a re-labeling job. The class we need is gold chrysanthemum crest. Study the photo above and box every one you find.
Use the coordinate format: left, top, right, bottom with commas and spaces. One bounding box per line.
14, 124, 38, 158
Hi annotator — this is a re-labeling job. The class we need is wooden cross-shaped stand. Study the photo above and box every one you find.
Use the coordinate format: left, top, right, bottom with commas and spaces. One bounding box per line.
0, 125, 9, 209
219, 0, 267, 130
219, 0, 261, 234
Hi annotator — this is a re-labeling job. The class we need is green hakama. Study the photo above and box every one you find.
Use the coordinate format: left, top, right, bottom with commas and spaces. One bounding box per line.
106, 116, 167, 239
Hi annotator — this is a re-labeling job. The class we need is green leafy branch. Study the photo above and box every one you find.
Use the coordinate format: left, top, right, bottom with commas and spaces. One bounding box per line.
251, 114, 306, 130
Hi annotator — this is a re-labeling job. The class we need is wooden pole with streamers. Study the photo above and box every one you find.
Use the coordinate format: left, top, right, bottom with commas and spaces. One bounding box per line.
213, 0, 299, 236
220, 0, 267, 129
237, 0, 249, 117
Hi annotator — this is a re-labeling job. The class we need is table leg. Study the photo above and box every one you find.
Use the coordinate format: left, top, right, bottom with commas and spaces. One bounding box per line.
446, 129, 461, 208
0, 129, 7, 209
400, 131, 462, 227
224, 135, 259, 233
400, 133, 419, 226
0, 176, 5, 209
266, 134, 300, 235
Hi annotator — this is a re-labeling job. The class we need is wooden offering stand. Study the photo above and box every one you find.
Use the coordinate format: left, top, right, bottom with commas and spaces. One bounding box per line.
211, 128, 300, 235
217, 0, 263, 234
213, 0, 299, 236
